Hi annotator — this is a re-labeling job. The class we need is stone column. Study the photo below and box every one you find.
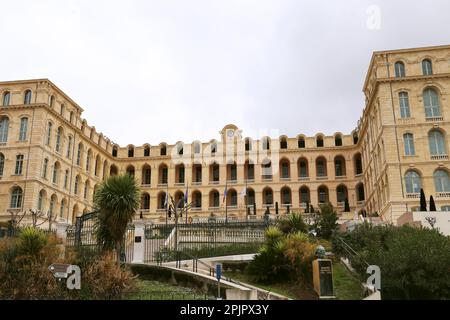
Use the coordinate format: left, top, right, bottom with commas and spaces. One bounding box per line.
132, 220, 146, 264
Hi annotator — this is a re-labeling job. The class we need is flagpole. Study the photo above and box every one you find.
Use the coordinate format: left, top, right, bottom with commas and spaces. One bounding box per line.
185, 182, 189, 224
165, 184, 169, 227
245, 177, 248, 218
225, 179, 228, 224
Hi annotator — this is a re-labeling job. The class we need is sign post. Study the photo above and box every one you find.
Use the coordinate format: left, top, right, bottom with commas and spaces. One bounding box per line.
216, 263, 222, 300
48, 264, 81, 290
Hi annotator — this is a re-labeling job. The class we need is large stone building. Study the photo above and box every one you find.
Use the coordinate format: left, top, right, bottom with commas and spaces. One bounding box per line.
1, 44, 450, 225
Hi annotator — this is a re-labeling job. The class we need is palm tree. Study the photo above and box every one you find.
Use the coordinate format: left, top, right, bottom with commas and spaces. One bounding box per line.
94, 174, 140, 265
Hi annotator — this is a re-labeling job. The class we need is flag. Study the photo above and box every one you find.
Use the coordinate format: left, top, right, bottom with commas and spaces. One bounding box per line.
184, 185, 189, 204
240, 187, 247, 198
223, 186, 228, 203
164, 192, 169, 207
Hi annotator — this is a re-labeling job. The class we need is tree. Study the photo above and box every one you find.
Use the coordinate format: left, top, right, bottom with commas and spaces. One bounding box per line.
94, 174, 140, 265
420, 189, 427, 212
277, 213, 308, 235
344, 198, 350, 212
316, 203, 339, 240
429, 196, 437, 212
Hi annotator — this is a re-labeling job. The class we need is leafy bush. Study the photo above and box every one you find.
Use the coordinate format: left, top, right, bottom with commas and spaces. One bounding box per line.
314, 203, 339, 240
277, 213, 308, 235
246, 227, 317, 285
0, 231, 136, 300
333, 224, 450, 300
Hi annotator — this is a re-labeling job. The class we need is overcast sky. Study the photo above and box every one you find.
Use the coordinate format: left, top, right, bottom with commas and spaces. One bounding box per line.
1, 0, 450, 146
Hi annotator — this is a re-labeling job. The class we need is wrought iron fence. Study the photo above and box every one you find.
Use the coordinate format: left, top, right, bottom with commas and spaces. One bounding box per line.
144, 218, 272, 263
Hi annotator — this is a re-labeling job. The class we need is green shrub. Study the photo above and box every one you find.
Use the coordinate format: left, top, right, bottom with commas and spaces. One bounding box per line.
333, 224, 450, 300
314, 203, 339, 240
18, 227, 48, 257
277, 213, 308, 235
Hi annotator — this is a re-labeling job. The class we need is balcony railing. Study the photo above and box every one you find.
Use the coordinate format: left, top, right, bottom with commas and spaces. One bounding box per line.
426, 116, 444, 122
261, 176, 273, 182
437, 192, 450, 198
406, 193, 420, 199
141, 184, 151, 188
192, 181, 202, 186
317, 176, 328, 180
157, 183, 168, 188
336, 175, 347, 180
298, 176, 310, 181
209, 180, 220, 185
227, 179, 238, 184
280, 177, 291, 182
431, 154, 449, 161
174, 182, 185, 187
208, 206, 221, 211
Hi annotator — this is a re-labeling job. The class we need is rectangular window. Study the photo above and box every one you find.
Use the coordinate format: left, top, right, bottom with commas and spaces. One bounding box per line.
195, 166, 202, 183
42, 159, 48, 178
399, 93, 411, 118
19, 118, 28, 141
67, 136, 72, 158
46, 123, 52, 146
162, 168, 168, 184
247, 164, 254, 180
404, 134, 415, 156
299, 162, 308, 177
76, 146, 81, 166
64, 171, 69, 189
15, 155, 24, 175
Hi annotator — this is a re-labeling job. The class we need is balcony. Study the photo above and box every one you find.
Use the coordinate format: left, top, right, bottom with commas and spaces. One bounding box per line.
141, 184, 151, 188
280, 177, 291, 182
406, 193, 420, 199
209, 180, 220, 185
157, 183, 168, 188
227, 205, 239, 210
298, 176, 310, 181
436, 192, 450, 198
431, 154, 449, 161
209, 206, 221, 211
245, 179, 255, 183
174, 182, 185, 187
261, 175, 273, 182
227, 179, 238, 184
426, 116, 444, 122
336, 175, 347, 180
192, 181, 202, 186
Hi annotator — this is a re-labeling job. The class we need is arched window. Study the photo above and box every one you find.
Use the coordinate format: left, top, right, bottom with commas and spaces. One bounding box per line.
422, 59, 433, 76
176, 164, 185, 184
46, 122, 52, 146
55, 127, 63, 153
405, 171, 421, 194
60, 199, 66, 218
403, 133, 415, 156
227, 162, 237, 182
261, 159, 273, 179
159, 164, 168, 184
356, 183, 365, 202
429, 130, 446, 156
245, 138, 251, 151
24, 90, 32, 104
210, 162, 220, 183
126, 165, 135, 178
0, 116, 10, 143
298, 137, 306, 149
60, 104, 65, 116
318, 186, 329, 203
280, 138, 287, 149
112, 146, 118, 157
160, 144, 167, 156
263, 188, 273, 205
142, 165, 151, 185
49, 195, 57, 216
316, 157, 327, 177
42, 158, 49, 178
194, 142, 201, 154
335, 135, 342, 147
316, 136, 324, 148
262, 137, 270, 151
227, 189, 238, 207
281, 187, 291, 205
246, 188, 255, 206
399, 92, 411, 118
394, 61, 406, 77
193, 164, 202, 183
74, 176, 80, 195
353, 133, 359, 145
209, 190, 220, 208
128, 146, 134, 158
2, 91, 10, 106
14, 154, 23, 175
144, 145, 150, 157
354, 153, 363, 175
64, 170, 69, 189
84, 181, 90, 200
177, 143, 184, 155
300, 186, 310, 204
0, 153, 4, 176
158, 192, 167, 209
336, 185, 348, 203
141, 193, 150, 211
76, 143, 83, 166
94, 155, 100, 176
52, 162, 60, 185
38, 190, 46, 211
298, 158, 309, 178
211, 141, 218, 154
280, 159, 290, 179
69, 111, 74, 123
49, 95, 55, 108
192, 191, 202, 208
110, 165, 118, 177
434, 170, 450, 193
245, 160, 254, 181
18, 117, 28, 141
334, 156, 346, 177
423, 88, 441, 118
10, 187, 23, 209
86, 149, 92, 172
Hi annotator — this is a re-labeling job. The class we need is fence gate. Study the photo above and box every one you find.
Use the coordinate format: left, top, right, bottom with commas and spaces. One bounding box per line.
66, 211, 135, 263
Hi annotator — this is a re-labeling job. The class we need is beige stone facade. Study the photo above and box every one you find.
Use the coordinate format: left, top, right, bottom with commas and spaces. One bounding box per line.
1, 44, 450, 225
